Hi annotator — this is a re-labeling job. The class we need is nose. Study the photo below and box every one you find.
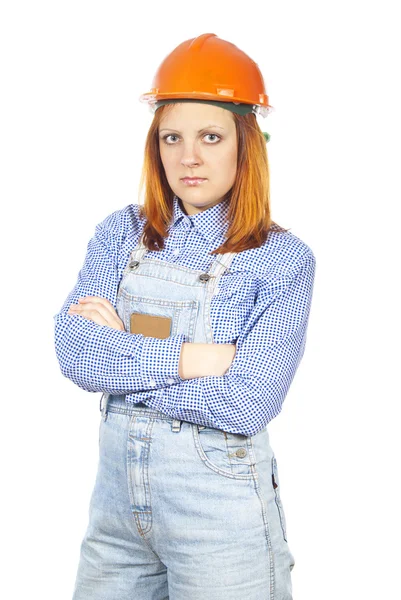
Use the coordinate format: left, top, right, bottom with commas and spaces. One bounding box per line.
180, 141, 202, 168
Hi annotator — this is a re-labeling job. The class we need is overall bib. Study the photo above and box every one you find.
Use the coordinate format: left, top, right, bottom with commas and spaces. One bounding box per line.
72, 233, 295, 600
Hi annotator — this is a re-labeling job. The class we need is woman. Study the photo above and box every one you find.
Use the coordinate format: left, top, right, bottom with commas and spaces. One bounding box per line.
54, 33, 316, 600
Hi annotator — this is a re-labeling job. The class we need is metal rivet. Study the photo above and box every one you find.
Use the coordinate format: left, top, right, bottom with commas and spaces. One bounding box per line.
129, 261, 140, 270
199, 273, 211, 282
236, 448, 247, 458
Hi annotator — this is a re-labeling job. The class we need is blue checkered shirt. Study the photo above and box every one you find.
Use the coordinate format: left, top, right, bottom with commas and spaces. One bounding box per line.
53, 196, 316, 436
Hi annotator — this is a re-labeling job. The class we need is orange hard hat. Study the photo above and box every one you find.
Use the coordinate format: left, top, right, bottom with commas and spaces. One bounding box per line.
139, 33, 274, 118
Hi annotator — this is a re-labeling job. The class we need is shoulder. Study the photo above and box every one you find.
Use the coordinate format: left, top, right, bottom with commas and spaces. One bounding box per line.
233, 227, 316, 281
95, 203, 146, 248
263, 227, 316, 278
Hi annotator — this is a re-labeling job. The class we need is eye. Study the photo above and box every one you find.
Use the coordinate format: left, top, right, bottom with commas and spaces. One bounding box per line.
203, 134, 221, 143
160, 133, 222, 145
162, 134, 179, 144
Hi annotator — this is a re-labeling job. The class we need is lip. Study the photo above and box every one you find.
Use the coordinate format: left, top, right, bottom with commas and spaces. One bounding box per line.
180, 177, 207, 186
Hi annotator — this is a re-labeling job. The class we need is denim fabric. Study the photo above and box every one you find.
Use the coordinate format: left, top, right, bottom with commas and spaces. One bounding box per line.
72, 234, 295, 599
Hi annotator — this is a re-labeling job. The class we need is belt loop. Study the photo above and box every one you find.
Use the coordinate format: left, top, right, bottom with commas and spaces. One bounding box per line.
100, 392, 110, 421
171, 419, 182, 433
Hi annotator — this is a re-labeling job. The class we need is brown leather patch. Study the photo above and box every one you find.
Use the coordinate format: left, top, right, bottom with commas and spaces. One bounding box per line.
130, 312, 172, 339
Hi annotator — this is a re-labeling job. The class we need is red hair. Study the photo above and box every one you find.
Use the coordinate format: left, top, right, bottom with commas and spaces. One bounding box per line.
138, 104, 288, 255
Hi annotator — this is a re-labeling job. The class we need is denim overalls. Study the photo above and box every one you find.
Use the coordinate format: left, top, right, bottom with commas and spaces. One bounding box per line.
72, 232, 295, 600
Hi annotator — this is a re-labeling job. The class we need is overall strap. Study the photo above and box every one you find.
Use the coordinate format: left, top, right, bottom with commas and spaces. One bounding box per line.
127, 231, 238, 275
128, 231, 148, 263
208, 250, 237, 277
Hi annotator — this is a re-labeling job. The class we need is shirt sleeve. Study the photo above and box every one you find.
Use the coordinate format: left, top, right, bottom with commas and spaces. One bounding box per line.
53, 209, 186, 394
141, 250, 317, 436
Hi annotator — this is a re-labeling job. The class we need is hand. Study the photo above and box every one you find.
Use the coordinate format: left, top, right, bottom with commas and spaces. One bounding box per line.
179, 342, 237, 379
67, 296, 125, 331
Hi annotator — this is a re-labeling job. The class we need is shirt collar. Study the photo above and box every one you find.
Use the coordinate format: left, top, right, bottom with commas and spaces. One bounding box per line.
171, 195, 230, 243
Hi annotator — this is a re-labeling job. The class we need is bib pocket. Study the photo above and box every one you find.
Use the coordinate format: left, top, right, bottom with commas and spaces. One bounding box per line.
117, 289, 199, 342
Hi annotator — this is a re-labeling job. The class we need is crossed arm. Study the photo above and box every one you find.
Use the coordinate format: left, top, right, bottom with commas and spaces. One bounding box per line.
67, 296, 237, 379
55, 215, 316, 435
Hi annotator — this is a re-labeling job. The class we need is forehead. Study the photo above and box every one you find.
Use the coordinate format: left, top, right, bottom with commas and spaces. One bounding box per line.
159, 102, 235, 130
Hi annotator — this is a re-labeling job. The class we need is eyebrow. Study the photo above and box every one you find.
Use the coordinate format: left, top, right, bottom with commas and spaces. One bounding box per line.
159, 125, 225, 133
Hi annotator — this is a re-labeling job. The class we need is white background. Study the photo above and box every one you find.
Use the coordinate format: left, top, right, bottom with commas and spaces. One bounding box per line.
1, 1, 400, 598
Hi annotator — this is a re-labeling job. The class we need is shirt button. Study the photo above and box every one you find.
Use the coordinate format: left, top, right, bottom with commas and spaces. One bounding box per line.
150, 378, 156, 387
172, 248, 180, 256
167, 377, 175, 384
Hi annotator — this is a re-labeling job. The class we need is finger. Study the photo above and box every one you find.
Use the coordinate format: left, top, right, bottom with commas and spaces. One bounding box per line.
78, 296, 119, 318
70, 302, 114, 326
78, 296, 115, 311
77, 297, 120, 323
69, 303, 125, 331
69, 305, 112, 327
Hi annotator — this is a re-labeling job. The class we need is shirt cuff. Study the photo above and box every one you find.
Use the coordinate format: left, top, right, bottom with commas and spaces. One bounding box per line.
138, 333, 186, 386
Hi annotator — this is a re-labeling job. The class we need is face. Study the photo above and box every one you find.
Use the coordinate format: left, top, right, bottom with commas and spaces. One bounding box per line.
158, 102, 238, 216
